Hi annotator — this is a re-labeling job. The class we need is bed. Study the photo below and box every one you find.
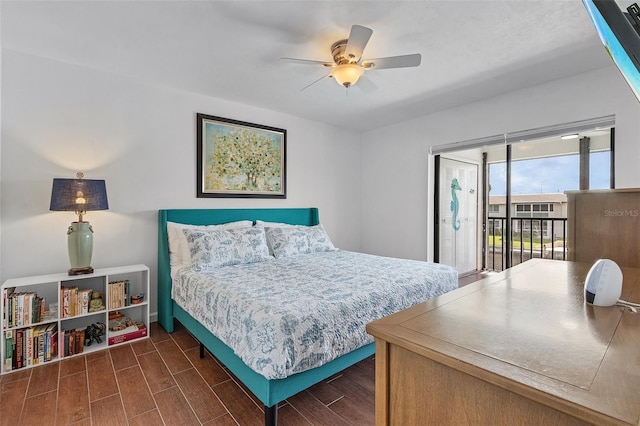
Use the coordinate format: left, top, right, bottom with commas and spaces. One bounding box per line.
157, 208, 457, 425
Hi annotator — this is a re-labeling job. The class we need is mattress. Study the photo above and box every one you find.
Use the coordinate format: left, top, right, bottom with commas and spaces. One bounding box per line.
171, 250, 458, 379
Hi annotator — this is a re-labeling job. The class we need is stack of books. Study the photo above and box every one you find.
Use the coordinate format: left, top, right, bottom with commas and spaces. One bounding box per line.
4, 323, 58, 371
108, 280, 130, 309
2, 287, 51, 328
60, 287, 93, 318
108, 312, 147, 345
60, 327, 88, 357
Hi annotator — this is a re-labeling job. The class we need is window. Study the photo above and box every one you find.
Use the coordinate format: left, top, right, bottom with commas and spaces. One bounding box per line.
516, 203, 552, 218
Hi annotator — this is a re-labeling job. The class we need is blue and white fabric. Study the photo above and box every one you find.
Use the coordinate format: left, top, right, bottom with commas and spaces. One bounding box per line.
167, 220, 253, 267
183, 226, 271, 270
264, 224, 336, 258
172, 250, 458, 379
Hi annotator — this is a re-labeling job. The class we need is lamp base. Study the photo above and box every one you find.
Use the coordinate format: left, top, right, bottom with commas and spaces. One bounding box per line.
68, 266, 94, 276
67, 221, 94, 276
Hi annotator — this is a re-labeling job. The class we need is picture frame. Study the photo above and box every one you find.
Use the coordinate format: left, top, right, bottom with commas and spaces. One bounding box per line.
196, 113, 286, 198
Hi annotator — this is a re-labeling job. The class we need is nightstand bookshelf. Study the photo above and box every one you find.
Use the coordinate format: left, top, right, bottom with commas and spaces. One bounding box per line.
1, 264, 149, 374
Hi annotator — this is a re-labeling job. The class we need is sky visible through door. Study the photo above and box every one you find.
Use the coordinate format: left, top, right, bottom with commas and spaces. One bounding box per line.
489, 151, 610, 196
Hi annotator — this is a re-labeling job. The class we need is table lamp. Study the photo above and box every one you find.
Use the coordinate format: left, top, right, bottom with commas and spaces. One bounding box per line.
50, 172, 109, 275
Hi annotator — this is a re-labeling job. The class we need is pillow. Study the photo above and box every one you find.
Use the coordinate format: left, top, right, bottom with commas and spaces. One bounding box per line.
183, 226, 271, 270
264, 224, 336, 259
254, 220, 296, 255
167, 220, 253, 267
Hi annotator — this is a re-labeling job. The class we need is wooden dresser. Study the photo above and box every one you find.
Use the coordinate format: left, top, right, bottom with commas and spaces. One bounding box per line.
366, 259, 640, 425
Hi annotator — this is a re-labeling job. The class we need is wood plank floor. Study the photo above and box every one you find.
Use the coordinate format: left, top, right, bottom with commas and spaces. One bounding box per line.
0, 321, 375, 426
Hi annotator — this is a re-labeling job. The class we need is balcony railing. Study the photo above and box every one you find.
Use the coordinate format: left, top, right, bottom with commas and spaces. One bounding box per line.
487, 217, 568, 271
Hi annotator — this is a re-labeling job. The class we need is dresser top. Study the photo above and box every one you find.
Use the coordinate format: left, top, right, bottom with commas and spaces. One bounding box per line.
367, 259, 640, 425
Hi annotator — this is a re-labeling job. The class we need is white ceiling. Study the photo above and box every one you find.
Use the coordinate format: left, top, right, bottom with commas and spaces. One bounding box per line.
1, 0, 613, 132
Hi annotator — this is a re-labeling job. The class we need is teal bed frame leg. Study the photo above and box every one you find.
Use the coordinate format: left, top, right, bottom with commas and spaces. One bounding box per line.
265, 405, 277, 426
200, 340, 277, 424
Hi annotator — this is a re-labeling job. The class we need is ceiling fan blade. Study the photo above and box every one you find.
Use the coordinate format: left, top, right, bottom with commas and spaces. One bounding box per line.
362, 53, 421, 70
301, 73, 331, 91
344, 25, 373, 62
280, 57, 334, 67
356, 74, 377, 93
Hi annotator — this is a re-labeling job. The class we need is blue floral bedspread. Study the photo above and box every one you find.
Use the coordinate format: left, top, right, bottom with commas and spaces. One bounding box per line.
171, 250, 458, 379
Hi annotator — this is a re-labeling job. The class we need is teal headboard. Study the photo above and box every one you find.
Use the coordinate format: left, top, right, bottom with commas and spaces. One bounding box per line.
157, 208, 320, 331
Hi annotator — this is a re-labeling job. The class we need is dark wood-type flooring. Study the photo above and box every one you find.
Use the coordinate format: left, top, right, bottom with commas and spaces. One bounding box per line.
0, 321, 375, 426
0, 274, 476, 425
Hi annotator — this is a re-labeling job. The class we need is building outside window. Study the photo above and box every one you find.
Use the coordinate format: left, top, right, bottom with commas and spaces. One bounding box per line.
489, 194, 567, 239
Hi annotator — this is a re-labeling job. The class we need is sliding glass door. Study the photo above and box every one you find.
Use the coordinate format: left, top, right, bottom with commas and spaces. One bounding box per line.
487, 130, 612, 270
433, 116, 614, 273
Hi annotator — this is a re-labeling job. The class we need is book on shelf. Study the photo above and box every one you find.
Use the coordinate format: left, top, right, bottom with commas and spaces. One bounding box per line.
15, 328, 23, 369
4, 330, 13, 372
15, 293, 22, 327
108, 324, 147, 345
74, 328, 85, 356
79, 289, 92, 315
61, 287, 70, 318
109, 323, 140, 337
36, 324, 45, 365
60, 326, 87, 358
108, 280, 130, 309
44, 323, 58, 362
71, 287, 77, 317
71, 287, 78, 317
31, 295, 41, 324
21, 293, 29, 325
2, 287, 16, 329
25, 327, 33, 367
63, 329, 71, 357
26, 295, 40, 325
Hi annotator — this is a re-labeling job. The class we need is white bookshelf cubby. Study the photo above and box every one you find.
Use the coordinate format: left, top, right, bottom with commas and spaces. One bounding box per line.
1, 264, 149, 374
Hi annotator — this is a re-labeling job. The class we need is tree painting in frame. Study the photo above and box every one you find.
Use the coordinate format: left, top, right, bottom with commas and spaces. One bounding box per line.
197, 113, 286, 198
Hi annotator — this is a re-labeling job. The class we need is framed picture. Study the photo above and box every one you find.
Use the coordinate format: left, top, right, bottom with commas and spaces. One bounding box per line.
197, 113, 286, 198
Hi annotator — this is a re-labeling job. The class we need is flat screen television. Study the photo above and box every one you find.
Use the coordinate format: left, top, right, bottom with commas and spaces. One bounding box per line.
582, 0, 640, 102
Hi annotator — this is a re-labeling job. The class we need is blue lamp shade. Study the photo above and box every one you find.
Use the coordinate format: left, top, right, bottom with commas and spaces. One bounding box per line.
50, 175, 109, 275
50, 178, 109, 213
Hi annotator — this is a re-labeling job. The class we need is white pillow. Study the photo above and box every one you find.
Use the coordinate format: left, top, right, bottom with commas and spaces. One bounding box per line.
167, 220, 253, 267
264, 224, 337, 259
183, 226, 271, 270
254, 220, 296, 228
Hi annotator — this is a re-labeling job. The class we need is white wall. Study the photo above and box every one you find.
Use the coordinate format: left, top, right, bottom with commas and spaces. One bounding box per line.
0, 50, 363, 320
361, 66, 640, 262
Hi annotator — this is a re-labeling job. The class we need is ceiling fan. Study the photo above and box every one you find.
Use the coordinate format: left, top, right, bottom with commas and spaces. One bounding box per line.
281, 24, 422, 91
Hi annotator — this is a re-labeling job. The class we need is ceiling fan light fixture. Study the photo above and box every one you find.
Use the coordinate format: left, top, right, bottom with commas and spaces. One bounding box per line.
331, 63, 364, 88
282, 25, 420, 92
